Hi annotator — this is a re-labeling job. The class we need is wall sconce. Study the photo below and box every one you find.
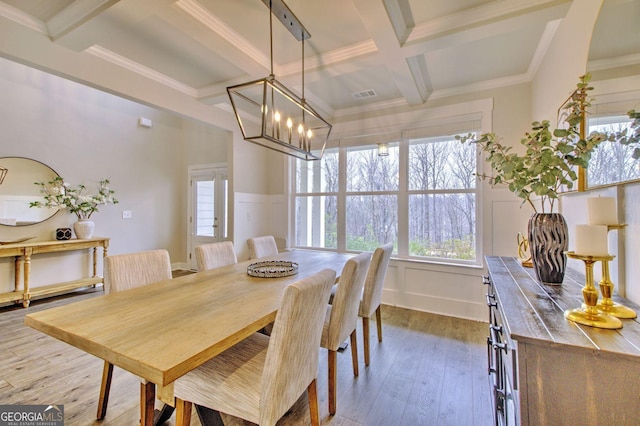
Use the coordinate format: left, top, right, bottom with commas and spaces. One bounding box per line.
378, 143, 389, 157
0, 166, 7, 184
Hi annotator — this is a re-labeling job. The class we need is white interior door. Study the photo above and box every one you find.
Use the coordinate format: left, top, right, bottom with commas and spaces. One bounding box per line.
188, 166, 228, 270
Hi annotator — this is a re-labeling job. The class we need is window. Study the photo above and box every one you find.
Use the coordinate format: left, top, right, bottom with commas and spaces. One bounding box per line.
295, 149, 338, 249
407, 136, 476, 260
293, 126, 480, 264
345, 144, 399, 251
588, 115, 639, 187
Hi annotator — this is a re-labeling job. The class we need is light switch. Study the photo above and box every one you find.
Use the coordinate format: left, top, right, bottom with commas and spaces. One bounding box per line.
122, 210, 132, 219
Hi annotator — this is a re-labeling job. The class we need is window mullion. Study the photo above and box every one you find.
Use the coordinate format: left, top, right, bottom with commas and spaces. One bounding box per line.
398, 138, 409, 257
337, 145, 347, 252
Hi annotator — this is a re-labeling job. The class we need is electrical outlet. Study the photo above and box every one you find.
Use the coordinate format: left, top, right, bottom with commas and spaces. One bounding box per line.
122, 210, 132, 219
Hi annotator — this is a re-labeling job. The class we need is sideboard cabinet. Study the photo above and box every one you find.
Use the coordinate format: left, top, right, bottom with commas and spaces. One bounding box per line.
485, 256, 640, 425
0, 237, 109, 307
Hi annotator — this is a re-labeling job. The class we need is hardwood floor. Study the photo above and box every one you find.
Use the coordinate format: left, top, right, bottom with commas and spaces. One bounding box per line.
1, 286, 493, 425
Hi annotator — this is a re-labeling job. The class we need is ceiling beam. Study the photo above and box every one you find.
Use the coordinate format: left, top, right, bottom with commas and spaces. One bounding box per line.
47, 0, 121, 41
352, 0, 424, 106
407, 0, 571, 44
175, 0, 270, 75
382, 0, 414, 45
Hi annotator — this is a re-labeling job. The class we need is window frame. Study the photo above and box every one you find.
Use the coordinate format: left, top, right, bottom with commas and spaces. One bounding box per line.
289, 99, 492, 266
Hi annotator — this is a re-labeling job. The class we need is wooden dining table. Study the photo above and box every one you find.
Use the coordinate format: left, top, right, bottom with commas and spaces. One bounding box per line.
25, 249, 354, 425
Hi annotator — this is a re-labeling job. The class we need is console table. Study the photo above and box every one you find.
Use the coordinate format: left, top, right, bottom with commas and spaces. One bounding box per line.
485, 256, 640, 425
0, 237, 109, 307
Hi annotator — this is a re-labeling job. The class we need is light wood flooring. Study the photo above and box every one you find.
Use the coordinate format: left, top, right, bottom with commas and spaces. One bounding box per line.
1, 285, 493, 425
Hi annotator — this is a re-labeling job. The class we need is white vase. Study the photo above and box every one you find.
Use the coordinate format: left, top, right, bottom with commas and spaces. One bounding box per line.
74, 219, 95, 239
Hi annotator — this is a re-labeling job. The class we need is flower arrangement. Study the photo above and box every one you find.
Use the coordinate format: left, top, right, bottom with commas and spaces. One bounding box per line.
30, 176, 118, 220
457, 74, 639, 213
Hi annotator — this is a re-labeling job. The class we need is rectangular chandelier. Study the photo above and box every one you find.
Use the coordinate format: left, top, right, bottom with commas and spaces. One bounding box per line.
227, 0, 332, 161
227, 76, 332, 160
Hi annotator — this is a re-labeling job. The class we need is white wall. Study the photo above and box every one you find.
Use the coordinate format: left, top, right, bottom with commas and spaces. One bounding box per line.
0, 57, 228, 293
532, 0, 603, 121
233, 192, 288, 261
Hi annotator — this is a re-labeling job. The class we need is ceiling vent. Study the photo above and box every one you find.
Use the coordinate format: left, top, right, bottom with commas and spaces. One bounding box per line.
352, 89, 377, 100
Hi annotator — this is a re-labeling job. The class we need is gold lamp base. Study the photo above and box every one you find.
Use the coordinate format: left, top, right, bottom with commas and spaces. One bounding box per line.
564, 252, 622, 330
564, 308, 622, 329
597, 303, 637, 319
596, 224, 637, 319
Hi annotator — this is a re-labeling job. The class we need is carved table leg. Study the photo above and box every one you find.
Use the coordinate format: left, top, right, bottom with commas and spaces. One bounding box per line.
22, 248, 32, 307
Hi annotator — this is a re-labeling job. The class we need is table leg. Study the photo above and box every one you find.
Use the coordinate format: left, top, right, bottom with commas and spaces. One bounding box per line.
14, 255, 22, 292
153, 404, 175, 425
22, 248, 32, 307
140, 382, 155, 426
195, 405, 224, 426
92, 247, 98, 278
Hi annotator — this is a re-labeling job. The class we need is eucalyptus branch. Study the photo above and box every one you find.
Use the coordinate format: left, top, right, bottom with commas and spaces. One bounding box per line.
456, 74, 639, 214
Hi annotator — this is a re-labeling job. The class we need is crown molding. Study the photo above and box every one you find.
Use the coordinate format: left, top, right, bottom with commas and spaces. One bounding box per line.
86, 45, 198, 97
279, 40, 378, 75
588, 53, 640, 72
47, 0, 119, 41
176, 0, 270, 71
0, 2, 46, 34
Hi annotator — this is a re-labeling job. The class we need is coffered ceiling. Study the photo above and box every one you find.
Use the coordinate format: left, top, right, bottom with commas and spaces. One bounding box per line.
0, 0, 637, 123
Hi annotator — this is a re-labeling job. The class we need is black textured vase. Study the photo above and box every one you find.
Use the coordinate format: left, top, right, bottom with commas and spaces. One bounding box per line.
528, 213, 568, 284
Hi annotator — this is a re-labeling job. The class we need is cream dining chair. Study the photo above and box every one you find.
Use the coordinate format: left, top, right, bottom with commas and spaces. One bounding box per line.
321, 251, 371, 415
195, 241, 237, 271
358, 243, 393, 366
173, 268, 337, 426
97, 249, 172, 422
247, 235, 279, 259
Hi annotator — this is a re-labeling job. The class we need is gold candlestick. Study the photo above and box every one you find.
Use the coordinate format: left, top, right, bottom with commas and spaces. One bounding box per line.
564, 252, 622, 329
596, 224, 636, 318
517, 232, 533, 267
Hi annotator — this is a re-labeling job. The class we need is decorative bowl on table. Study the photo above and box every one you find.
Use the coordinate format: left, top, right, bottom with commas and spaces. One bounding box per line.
247, 260, 299, 278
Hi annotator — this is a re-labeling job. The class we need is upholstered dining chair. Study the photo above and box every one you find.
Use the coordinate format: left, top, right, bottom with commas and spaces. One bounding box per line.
97, 249, 172, 421
247, 235, 279, 259
358, 243, 393, 366
321, 251, 371, 415
173, 268, 337, 426
195, 241, 237, 271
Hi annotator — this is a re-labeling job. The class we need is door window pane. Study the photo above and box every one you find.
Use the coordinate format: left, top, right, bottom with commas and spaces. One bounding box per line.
196, 180, 214, 237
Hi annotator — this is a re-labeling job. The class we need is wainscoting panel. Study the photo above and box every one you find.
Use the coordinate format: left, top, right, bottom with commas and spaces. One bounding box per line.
234, 192, 287, 260
382, 260, 485, 321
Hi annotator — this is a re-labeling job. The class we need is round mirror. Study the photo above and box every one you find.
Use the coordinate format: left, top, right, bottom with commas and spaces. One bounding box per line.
0, 157, 61, 226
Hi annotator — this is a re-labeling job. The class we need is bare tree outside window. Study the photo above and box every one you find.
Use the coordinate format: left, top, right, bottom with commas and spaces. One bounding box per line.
408, 137, 476, 260
293, 130, 479, 263
345, 145, 399, 251
295, 150, 338, 248
588, 119, 640, 187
